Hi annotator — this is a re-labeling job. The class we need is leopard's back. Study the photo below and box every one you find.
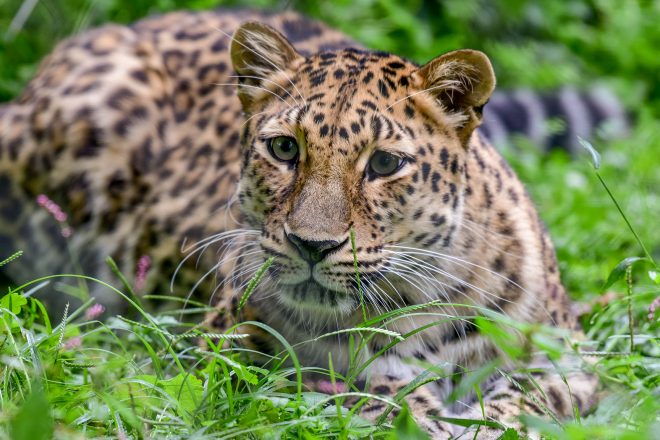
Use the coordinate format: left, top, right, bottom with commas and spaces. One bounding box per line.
0, 10, 355, 310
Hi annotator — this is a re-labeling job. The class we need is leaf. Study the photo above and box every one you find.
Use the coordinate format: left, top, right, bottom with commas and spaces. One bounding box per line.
446, 360, 500, 404
531, 333, 563, 361
501, 427, 520, 439
233, 364, 259, 385
577, 137, 601, 170
649, 271, 659, 285
388, 404, 430, 440
602, 257, 648, 291
10, 384, 53, 440
159, 373, 204, 415
435, 416, 504, 430
1, 292, 27, 314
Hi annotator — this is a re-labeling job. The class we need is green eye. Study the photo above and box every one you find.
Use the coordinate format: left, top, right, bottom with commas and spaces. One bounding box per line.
268, 136, 299, 163
368, 150, 404, 178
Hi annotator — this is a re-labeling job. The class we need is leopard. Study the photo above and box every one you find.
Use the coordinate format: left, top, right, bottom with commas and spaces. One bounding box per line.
0, 9, 599, 439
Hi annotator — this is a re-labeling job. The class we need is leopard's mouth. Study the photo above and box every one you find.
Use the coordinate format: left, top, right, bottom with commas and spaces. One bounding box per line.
277, 279, 356, 314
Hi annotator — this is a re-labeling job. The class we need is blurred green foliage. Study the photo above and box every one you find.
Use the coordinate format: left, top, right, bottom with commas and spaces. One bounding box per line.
2, 0, 660, 114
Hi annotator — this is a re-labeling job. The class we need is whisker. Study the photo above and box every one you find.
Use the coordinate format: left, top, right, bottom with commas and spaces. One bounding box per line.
172, 229, 259, 291
385, 252, 510, 315
212, 83, 293, 109
227, 74, 301, 106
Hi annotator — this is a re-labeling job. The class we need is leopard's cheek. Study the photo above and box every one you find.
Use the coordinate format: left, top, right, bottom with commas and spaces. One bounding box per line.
238, 151, 296, 225
360, 175, 419, 245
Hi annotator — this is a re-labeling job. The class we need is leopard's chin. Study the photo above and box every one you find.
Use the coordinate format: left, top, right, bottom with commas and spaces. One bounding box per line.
277, 280, 356, 315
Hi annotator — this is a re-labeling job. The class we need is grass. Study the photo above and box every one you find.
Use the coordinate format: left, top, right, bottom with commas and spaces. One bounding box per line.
1, 0, 660, 438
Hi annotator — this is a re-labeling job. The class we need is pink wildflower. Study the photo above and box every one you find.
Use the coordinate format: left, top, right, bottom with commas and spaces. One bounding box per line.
649, 296, 660, 320
135, 255, 151, 291
63, 336, 82, 350
85, 303, 106, 320
36, 193, 72, 238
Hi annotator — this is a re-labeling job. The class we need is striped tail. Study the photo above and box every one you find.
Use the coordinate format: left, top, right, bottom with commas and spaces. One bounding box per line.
480, 86, 629, 153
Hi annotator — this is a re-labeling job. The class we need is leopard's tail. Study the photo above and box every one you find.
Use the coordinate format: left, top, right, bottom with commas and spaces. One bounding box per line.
480, 86, 629, 153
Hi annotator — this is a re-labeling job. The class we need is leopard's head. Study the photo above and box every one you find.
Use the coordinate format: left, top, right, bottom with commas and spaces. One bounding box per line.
230, 22, 495, 316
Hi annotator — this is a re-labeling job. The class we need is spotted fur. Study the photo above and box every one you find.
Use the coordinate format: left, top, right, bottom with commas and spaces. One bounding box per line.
0, 10, 598, 438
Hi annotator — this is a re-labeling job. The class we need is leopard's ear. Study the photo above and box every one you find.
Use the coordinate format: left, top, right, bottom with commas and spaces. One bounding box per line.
415, 49, 495, 143
230, 22, 302, 111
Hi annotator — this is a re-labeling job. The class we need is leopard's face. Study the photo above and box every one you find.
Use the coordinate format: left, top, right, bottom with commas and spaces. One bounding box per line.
231, 24, 494, 316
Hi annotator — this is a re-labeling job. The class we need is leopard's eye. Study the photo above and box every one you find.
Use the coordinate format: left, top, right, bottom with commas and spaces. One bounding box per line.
268, 136, 299, 163
367, 150, 404, 178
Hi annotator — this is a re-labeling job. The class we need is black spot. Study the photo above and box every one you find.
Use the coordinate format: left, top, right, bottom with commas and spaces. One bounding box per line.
431, 172, 441, 193
377, 79, 390, 98
308, 93, 325, 101
547, 387, 565, 414
423, 233, 442, 247
492, 257, 505, 272
371, 117, 382, 139
404, 105, 415, 119
131, 106, 148, 119
413, 351, 426, 360
163, 49, 186, 73
373, 385, 391, 395
414, 395, 428, 405
363, 71, 374, 84
361, 99, 377, 110
482, 183, 493, 208
508, 188, 519, 203
319, 52, 337, 60
364, 403, 385, 412
439, 147, 449, 168
350, 122, 361, 134
197, 62, 227, 82
211, 38, 226, 52
449, 158, 458, 175
174, 30, 208, 41
421, 163, 431, 182
310, 71, 327, 87
414, 233, 428, 243
430, 214, 446, 227
338, 127, 349, 140
130, 70, 148, 84
107, 87, 134, 110
319, 124, 329, 137
442, 320, 478, 343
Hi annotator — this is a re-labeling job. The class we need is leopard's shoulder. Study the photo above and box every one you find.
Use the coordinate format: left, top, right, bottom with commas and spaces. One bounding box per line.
0, 9, 355, 311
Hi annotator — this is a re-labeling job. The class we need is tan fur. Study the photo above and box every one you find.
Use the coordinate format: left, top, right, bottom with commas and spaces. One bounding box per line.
0, 10, 596, 438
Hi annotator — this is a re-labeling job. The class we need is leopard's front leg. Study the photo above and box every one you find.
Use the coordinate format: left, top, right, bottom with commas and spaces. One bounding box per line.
364, 376, 455, 438
451, 361, 598, 439
357, 358, 454, 439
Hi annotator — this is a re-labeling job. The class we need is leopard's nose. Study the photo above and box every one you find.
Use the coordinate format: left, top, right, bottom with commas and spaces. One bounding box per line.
286, 233, 344, 264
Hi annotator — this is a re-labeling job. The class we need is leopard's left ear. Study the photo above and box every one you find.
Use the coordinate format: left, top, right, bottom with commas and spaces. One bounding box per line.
230, 22, 303, 111
415, 49, 495, 143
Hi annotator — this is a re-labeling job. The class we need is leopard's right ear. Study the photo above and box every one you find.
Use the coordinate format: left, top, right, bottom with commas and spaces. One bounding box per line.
230, 22, 302, 111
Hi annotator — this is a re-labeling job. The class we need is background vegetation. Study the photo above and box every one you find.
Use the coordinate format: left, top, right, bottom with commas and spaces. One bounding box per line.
1, 0, 658, 439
